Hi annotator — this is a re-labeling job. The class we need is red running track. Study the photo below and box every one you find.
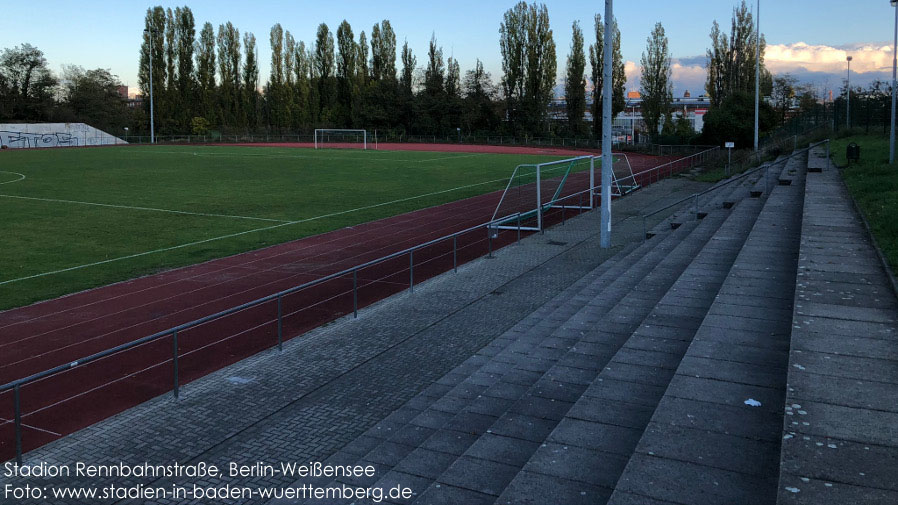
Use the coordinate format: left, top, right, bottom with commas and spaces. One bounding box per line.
0, 143, 683, 461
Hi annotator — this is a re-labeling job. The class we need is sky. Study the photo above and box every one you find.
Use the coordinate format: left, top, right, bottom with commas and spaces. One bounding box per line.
1, 0, 895, 98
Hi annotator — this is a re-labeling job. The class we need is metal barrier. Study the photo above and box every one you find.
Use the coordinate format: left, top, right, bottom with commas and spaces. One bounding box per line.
0, 142, 726, 464
640, 140, 830, 241
0, 212, 524, 465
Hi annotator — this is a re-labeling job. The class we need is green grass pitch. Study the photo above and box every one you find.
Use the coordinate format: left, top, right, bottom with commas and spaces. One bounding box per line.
0, 145, 568, 310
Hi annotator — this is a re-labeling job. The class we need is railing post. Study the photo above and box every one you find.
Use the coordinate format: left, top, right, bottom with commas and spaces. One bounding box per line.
642, 216, 647, 243
693, 194, 698, 219
14, 384, 22, 465
409, 251, 414, 293
488, 231, 493, 257
172, 330, 179, 399
352, 270, 358, 318
453, 236, 457, 273
562, 204, 566, 225
517, 215, 522, 243
277, 295, 283, 351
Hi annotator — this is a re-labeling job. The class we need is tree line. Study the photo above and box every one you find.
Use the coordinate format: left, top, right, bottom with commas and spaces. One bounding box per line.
1, 0, 869, 146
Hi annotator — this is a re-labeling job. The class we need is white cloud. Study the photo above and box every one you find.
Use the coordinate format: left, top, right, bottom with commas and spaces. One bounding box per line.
765, 41, 891, 76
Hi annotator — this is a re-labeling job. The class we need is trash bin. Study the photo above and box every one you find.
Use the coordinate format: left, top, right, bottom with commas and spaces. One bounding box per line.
846, 143, 860, 164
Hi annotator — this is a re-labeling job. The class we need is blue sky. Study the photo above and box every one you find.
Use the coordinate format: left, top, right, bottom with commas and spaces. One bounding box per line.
1, 0, 894, 96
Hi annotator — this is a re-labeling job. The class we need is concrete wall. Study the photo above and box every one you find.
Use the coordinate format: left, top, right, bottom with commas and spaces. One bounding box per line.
0, 123, 127, 149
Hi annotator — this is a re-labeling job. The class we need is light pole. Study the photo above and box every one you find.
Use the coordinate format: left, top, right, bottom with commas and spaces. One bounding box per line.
600, 0, 613, 249
846, 55, 852, 130
890, 0, 897, 163
144, 28, 156, 144
754, 0, 760, 152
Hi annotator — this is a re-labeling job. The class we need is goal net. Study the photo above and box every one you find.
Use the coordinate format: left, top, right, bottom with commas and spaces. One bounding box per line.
314, 129, 368, 150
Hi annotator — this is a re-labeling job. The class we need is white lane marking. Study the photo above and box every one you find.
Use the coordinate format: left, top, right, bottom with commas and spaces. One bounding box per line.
0, 194, 289, 223
0, 171, 26, 185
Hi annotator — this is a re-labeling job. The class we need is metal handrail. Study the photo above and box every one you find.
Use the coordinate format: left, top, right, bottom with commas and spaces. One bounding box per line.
1, 143, 728, 464
640, 139, 830, 239
2, 211, 524, 464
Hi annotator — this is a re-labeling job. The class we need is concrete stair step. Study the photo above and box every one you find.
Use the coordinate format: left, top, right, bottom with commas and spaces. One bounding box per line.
403, 196, 744, 504
607, 152, 808, 505
494, 180, 766, 505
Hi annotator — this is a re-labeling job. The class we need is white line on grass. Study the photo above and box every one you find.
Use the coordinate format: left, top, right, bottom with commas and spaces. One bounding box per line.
0, 194, 290, 223
0, 175, 512, 286
0, 171, 26, 185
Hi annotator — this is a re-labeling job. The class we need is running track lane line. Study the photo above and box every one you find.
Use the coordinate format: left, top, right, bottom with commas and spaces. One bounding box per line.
0, 174, 514, 287
0, 169, 594, 344
0, 183, 506, 343
0, 189, 506, 368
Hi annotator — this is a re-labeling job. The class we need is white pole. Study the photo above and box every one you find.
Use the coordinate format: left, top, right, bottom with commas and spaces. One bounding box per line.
589, 156, 595, 208
601, 0, 613, 248
847, 56, 852, 129
536, 164, 543, 231
889, 0, 898, 165
146, 28, 156, 145
754, 0, 760, 152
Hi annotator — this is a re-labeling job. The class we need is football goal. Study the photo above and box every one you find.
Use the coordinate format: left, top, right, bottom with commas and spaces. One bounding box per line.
488, 153, 640, 234
314, 129, 368, 150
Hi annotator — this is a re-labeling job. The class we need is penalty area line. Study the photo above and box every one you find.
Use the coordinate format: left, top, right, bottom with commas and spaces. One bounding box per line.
0, 175, 511, 286
0, 194, 290, 223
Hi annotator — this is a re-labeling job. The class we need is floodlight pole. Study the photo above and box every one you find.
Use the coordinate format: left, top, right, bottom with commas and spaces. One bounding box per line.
754, 0, 760, 152
889, 0, 898, 165
847, 55, 852, 129
145, 27, 156, 144
600, 0, 613, 248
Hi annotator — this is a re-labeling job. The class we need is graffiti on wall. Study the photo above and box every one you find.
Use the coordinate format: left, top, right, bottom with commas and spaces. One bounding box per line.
0, 131, 81, 148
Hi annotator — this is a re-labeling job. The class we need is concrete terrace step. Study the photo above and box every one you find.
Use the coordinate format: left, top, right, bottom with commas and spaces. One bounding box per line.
269, 211, 701, 504
277, 214, 710, 505
276, 180, 757, 505
494, 180, 765, 505
608, 152, 808, 505
776, 146, 898, 504
402, 195, 739, 505
647, 165, 764, 238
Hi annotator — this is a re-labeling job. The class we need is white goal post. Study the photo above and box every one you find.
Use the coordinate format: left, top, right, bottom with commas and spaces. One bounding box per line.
314, 129, 368, 150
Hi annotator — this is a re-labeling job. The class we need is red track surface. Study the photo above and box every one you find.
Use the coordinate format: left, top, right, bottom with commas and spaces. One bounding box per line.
0, 143, 685, 461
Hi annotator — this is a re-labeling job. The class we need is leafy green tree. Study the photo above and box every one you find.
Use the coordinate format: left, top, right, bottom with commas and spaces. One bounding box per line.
60, 66, 129, 132
589, 13, 625, 139
336, 20, 357, 125
640, 22, 672, 139
564, 20, 586, 135
195, 22, 217, 123
700, 90, 775, 147
174, 7, 195, 128
0, 43, 57, 120
705, 0, 771, 107
771, 73, 797, 125
462, 59, 499, 133
217, 22, 241, 127
243, 32, 261, 129
500, 1, 556, 135
314, 23, 336, 122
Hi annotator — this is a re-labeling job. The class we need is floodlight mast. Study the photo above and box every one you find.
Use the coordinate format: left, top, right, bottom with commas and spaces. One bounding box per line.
847, 55, 852, 129
754, 0, 760, 152
891, 0, 897, 164
600, 0, 613, 248
144, 27, 156, 144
